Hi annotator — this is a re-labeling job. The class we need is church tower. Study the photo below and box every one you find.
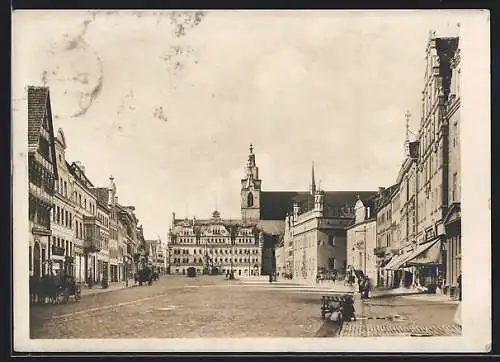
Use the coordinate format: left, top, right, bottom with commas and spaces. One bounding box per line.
241, 144, 262, 223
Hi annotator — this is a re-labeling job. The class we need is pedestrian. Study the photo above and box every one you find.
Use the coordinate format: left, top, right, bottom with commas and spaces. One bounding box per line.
363, 277, 371, 299
457, 273, 462, 301
269, 273, 273, 283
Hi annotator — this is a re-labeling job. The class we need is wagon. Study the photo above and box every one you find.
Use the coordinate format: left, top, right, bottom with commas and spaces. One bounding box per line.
320, 294, 356, 322
135, 267, 153, 286
30, 275, 81, 304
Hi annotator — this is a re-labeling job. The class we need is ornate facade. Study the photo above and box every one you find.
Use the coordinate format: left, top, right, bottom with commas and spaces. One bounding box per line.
169, 211, 263, 276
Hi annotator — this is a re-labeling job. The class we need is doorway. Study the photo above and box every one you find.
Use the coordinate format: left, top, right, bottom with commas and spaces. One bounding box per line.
33, 242, 41, 278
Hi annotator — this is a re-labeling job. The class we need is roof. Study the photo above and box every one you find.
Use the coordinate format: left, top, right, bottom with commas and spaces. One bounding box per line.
92, 187, 110, 209
27, 86, 58, 178
28, 86, 50, 149
260, 191, 378, 220
69, 162, 94, 188
256, 220, 285, 236
373, 184, 399, 211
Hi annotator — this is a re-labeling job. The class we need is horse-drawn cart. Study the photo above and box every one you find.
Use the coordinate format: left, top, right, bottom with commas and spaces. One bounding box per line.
134, 266, 153, 286
30, 275, 82, 305
320, 294, 356, 323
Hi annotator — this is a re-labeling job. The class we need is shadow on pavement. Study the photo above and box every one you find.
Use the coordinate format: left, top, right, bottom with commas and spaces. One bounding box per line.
314, 319, 342, 337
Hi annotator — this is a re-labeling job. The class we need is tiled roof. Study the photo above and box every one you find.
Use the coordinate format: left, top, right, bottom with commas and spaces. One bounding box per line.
256, 220, 285, 236
92, 187, 110, 209
260, 191, 378, 220
27, 86, 49, 149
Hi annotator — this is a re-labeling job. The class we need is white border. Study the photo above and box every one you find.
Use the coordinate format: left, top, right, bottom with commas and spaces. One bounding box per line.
12, 10, 491, 353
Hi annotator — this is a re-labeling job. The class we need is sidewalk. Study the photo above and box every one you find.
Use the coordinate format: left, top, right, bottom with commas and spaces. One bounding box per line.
80, 279, 136, 297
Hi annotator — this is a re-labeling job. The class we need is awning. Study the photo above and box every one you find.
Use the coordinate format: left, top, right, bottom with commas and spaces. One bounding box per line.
405, 239, 441, 266
384, 239, 441, 270
383, 252, 408, 270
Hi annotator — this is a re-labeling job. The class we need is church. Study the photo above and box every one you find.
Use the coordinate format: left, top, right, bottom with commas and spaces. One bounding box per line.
168, 145, 377, 276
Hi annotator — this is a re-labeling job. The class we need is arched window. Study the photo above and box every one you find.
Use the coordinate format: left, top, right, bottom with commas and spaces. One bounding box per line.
247, 192, 254, 207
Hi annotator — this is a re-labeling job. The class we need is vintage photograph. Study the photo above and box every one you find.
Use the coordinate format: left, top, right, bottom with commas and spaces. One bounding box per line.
12, 10, 490, 352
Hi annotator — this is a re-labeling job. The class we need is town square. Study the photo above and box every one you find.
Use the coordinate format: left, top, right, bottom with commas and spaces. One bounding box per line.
12, 10, 490, 348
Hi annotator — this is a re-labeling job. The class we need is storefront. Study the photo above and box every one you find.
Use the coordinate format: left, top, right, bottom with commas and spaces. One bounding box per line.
443, 203, 461, 298
384, 238, 441, 290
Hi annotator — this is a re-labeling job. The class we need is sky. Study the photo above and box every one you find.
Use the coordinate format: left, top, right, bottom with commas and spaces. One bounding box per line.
13, 10, 464, 240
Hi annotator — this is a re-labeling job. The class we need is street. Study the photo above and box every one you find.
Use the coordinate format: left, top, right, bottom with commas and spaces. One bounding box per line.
30, 276, 461, 339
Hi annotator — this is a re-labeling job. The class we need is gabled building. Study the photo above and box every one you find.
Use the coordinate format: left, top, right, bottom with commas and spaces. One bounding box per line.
51, 128, 79, 277
346, 194, 379, 285
68, 161, 98, 283
28, 86, 58, 278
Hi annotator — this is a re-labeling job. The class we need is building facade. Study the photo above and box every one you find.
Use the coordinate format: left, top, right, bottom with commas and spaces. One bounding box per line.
68, 161, 98, 283
382, 32, 460, 296
290, 190, 357, 283
51, 129, 78, 277
443, 42, 461, 296
373, 185, 398, 287
28, 86, 58, 278
169, 211, 262, 277
346, 197, 378, 285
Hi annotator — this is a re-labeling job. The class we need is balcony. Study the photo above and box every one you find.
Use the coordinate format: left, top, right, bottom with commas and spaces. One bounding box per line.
84, 216, 102, 253
51, 245, 65, 256
29, 182, 53, 206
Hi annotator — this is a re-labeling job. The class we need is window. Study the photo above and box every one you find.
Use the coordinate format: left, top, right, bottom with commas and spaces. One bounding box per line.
247, 193, 254, 207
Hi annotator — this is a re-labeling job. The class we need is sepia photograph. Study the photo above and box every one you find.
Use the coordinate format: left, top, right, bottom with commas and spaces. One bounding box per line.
12, 10, 490, 353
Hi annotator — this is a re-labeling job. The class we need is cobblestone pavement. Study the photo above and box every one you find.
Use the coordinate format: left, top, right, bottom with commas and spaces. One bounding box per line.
29, 276, 460, 338
339, 296, 461, 337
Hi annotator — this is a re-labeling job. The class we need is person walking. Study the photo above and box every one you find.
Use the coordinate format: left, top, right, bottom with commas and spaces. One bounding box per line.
457, 273, 462, 301
362, 276, 371, 299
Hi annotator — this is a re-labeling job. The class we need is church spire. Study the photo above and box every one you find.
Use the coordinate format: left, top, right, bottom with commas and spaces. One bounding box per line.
311, 161, 316, 196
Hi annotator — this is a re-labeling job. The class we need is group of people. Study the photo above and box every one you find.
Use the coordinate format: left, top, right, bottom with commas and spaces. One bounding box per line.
344, 269, 372, 299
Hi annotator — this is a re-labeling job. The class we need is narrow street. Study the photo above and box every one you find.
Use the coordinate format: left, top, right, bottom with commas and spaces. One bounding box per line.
30, 276, 461, 339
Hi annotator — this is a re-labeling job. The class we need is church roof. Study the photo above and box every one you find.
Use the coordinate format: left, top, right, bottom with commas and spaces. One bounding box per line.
260, 190, 378, 220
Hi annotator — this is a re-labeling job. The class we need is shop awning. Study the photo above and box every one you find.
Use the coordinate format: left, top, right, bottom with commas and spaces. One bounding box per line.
384, 239, 441, 270
404, 239, 441, 266
383, 252, 408, 270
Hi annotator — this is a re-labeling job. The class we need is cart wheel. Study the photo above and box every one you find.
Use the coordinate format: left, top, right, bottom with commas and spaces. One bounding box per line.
63, 290, 70, 304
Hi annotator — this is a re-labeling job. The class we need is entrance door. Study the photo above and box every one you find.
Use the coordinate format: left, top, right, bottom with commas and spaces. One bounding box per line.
33, 242, 41, 278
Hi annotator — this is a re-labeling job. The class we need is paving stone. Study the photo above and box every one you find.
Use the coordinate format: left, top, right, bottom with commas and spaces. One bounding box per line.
30, 275, 461, 339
